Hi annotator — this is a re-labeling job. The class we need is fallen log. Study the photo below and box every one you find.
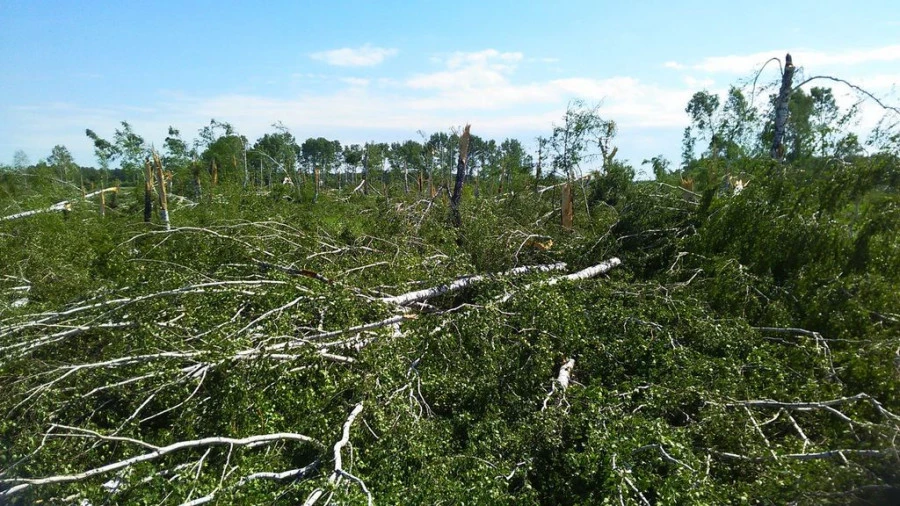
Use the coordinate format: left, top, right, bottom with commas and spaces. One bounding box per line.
1, 187, 119, 221
381, 262, 568, 306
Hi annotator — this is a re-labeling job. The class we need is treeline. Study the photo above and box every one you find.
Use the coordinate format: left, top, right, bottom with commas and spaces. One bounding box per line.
3, 56, 899, 216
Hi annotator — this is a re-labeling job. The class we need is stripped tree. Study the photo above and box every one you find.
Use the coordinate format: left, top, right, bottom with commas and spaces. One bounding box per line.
770, 53, 795, 160
449, 124, 471, 228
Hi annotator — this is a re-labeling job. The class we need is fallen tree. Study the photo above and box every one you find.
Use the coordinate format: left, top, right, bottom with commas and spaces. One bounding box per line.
0, 187, 119, 221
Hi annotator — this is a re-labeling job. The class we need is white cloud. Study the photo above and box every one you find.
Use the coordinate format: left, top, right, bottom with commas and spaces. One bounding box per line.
341, 77, 370, 87
668, 45, 900, 74
402, 51, 693, 128
8, 47, 893, 170
310, 44, 398, 67
851, 74, 900, 91
406, 50, 523, 90
0, 49, 706, 167
683, 76, 716, 89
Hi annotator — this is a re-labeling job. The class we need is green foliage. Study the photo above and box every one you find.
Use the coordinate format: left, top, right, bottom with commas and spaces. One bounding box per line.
2, 85, 900, 504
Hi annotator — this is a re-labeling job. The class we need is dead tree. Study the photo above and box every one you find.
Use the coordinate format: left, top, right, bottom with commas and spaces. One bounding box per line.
449, 125, 471, 228
770, 53, 795, 160
143, 159, 154, 223
152, 150, 171, 230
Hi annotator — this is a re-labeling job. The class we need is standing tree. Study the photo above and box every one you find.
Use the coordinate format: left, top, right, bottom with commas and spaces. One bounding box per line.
113, 121, 147, 182
534, 135, 548, 192
47, 145, 75, 183
12, 150, 30, 171
550, 100, 606, 181
771, 53, 795, 159
252, 127, 300, 188
449, 125, 471, 227
643, 155, 671, 181
163, 127, 193, 196
499, 138, 527, 193
342, 144, 364, 187
85, 129, 119, 186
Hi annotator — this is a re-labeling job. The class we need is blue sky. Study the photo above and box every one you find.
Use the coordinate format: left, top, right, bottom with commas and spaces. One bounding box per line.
2, 0, 898, 176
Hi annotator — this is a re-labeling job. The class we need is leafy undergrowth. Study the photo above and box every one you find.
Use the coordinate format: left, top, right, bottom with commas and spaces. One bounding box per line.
1, 160, 899, 505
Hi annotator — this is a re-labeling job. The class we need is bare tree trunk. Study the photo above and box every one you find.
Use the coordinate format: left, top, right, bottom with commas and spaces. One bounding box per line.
144, 159, 153, 223
404, 161, 409, 194
535, 137, 544, 193
561, 183, 574, 231
771, 53, 795, 160
242, 144, 249, 188
449, 125, 471, 228
362, 150, 369, 196
314, 166, 320, 203
153, 150, 171, 230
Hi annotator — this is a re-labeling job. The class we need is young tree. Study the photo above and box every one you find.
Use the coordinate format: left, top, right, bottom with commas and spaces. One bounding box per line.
390, 140, 424, 193
47, 145, 75, 182
343, 144, 364, 185
499, 138, 527, 192
643, 155, 671, 181
550, 100, 607, 180
113, 121, 147, 182
85, 129, 119, 182
683, 87, 759, 162
163, 127, 192, 168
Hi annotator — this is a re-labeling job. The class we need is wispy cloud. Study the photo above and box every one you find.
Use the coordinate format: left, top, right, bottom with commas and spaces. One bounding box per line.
17, 47, 894, 170
4, 48, 707, 167
310, 44, 398, 67
402, 50, 694, 127
667, 45, 900, 74
340, 77, 370, 87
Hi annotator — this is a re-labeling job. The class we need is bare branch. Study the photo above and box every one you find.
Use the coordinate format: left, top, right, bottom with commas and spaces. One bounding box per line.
793, 75, 900, 115
0, 431, 321, 497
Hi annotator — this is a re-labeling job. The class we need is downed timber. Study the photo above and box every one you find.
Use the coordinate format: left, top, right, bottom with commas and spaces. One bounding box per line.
544, 257, 622, 285
380, 262, 568, 306
498, 257, 622, 303
0, 187, 119, 221
0, 428, 322, 497
542, 358, 575, 410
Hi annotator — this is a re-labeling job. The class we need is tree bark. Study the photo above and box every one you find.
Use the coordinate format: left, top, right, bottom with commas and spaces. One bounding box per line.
450, 125, 471, 227
314, 166, 320, 203
561, 183, 574, 230
152, 150, 171, 230
362, 150, 369, 196
144, 159, 154, 223
771, 53, 795, 160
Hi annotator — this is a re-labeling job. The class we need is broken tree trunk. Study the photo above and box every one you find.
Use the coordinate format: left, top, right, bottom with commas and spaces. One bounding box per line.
152, 150, 171, 230
314, 166, 320, 203
144, 159, 154, 223
362, 151, 369, 196
381, 261, 568, 306
0, 188, 118, 221
449, 125, 471, 228
542, 358, 575, 410
771, 53, 795, 160
561, 182, 574, 230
